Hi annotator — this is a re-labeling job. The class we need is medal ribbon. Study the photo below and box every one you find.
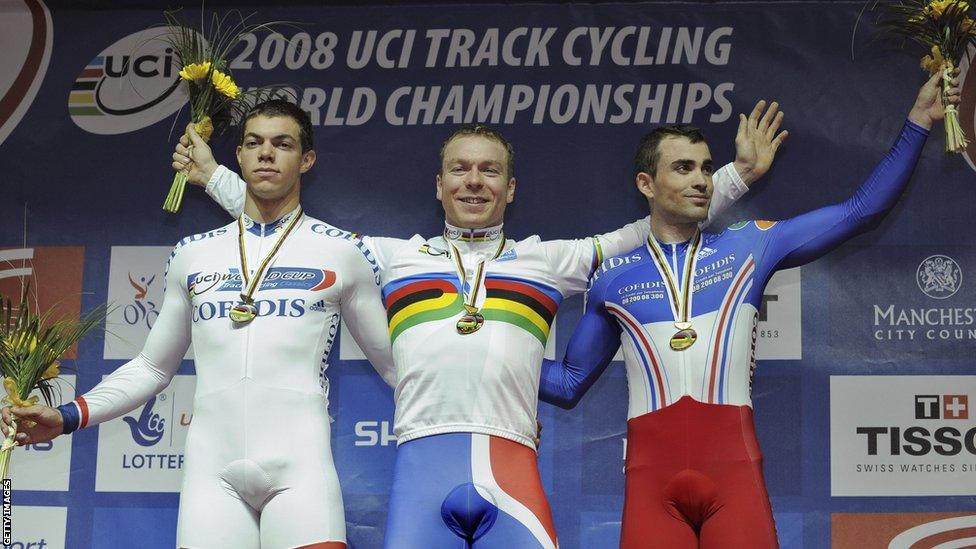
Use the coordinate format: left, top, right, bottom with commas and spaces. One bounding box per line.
646, 230, 702, 327
446, 232, 506, 314
237, 208, 304, 304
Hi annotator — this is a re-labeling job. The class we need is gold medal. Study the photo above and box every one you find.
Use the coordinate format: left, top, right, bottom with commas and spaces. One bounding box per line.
647, 231, 703, 352
446, 230, 506, 337
456, 312, 485, 335
669, 327, 697, 351
230, 302, 258, 324
232, 208, 304, 325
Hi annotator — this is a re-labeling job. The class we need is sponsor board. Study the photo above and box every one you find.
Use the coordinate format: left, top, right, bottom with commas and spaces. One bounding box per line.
0, 0, 52, 147
610, 267, 800, 361
0, 247, 85, 359
755, 267, 801, 360
333, 376, 396, 495
6, 505, 67, 549
95, 375, 194, 493
69, 27, 192, 135
832, 512, 976, 549
103, 246, 192, 360
830, 246, 975, 359
9, 376, 75, 492
830, 375, 976, 496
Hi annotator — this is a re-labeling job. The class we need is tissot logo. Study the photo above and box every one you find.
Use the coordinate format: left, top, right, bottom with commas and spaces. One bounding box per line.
857, 393, 974, 456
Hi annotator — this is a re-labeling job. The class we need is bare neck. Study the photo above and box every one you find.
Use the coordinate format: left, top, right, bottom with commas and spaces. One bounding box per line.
649, 212, 698, 244
243, 190, 301, 224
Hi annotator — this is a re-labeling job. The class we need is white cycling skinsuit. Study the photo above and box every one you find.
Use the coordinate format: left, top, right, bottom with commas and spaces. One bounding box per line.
58, 208, 394, 549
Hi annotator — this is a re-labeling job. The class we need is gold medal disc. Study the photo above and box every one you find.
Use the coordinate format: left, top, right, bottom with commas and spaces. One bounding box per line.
456, 312, 485, 335
230, 303, 258, 324
669, 328, 697, 351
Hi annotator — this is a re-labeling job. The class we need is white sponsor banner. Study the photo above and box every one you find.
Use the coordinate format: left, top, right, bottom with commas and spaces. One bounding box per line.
755, 267, 801, 360
8, 505, 67, 549
104, 246, 193, 360
95, 375, 194, 493
830, 375, 976, 496
9, 376, 75, 491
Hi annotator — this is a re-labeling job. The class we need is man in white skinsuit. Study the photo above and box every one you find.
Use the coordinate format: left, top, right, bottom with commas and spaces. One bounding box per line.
1, 100, 394, 549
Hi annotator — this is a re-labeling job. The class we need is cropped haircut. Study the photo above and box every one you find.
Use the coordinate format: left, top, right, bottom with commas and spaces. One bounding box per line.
634, 124, 706, 176
240, 99, 314, 153
439, 124, 515, 178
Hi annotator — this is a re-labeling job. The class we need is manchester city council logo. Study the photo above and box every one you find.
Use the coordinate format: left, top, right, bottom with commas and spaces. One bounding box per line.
916, 255, 962, 299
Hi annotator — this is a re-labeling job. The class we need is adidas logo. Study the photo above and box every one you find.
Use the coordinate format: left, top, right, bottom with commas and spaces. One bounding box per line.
310, 300, 327, 312
496, 249, 518, 262
697, 246, 717, 260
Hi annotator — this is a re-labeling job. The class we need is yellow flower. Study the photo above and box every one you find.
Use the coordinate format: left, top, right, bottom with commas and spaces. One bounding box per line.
921, 45, 947, 74
210, 69, 240, 99
924, 0, 969, 19
2, 377, 38, 409
40, 361, 59, 381
4, 333, 37, 353
179, 61, 213, 82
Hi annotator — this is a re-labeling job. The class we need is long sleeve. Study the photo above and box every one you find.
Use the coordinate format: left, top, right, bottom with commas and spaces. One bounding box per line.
538, 271, 622, 409
765, 120, 928, 271
205, 165, 247, 218
703, 162, 749, 230
59, 244, 193, 432
339, 244, 397, 388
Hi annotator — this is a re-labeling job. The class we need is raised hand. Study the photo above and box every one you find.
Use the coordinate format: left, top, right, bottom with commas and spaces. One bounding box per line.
909, 69, 961, 130
171, 122, 219, 187
733, 100, 789, 186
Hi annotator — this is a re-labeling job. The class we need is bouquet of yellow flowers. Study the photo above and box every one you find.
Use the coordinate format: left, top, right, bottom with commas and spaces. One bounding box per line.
162, 9, 283, 212
875, 0, 976, 152
0, 288, 107, 478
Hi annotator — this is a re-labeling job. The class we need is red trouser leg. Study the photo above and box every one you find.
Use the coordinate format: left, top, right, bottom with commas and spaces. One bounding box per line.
620, 396, 779, 549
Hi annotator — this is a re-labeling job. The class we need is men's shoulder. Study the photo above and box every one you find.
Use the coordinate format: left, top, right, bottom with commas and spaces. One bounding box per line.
722, 219, 781, 235
171, 222, 235, 256
590, 245, 647, 290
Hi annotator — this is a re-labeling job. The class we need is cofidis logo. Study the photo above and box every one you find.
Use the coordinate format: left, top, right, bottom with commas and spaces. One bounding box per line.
69, 28, 198, 135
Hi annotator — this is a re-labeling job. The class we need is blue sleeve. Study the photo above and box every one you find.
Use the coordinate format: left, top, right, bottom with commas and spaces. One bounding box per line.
539, 280, 622, 409
766, 120, 929, 270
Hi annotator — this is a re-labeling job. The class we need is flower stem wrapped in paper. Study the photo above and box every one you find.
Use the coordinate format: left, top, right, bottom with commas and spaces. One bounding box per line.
162, 9, 285, 212
874, 0, 976, 152
0, 288, 107, 479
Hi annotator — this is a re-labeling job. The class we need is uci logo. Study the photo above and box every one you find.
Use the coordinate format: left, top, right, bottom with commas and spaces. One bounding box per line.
69, 28, 199, 135
123, 395, 166, 447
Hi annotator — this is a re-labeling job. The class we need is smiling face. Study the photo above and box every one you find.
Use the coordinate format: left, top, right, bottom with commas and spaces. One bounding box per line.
637, 136, 714, 225
436, 135, 516, 229
235, 114, 315, 203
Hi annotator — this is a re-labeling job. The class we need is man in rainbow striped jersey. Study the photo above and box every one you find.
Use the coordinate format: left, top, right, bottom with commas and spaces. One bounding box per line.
173, 98, 785, 547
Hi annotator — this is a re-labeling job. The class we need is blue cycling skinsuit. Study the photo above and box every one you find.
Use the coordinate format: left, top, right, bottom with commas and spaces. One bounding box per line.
203, 162, 747, 548
539, 120, 929, 548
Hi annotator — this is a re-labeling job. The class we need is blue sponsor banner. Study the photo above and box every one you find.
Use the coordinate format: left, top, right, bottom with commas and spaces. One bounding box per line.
1, 1, 975, 547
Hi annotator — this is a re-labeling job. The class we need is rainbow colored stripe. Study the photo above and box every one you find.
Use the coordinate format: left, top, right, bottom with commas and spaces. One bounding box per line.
69, 57, 104, 116
383, 274, 561, 344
